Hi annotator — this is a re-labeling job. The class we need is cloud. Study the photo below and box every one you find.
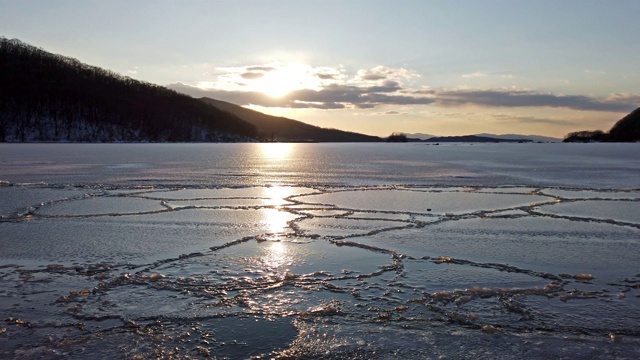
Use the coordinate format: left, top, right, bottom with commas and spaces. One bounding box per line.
491, 114, 578, 126
432, 89, 637, 112
169, 81, 431, 110
240, 72, 264, 79
170, 81, 638, 113
605, 93, 640, 104
462, 72, 488, 78
288, 84, 433, 108
290, 101, 346, 110
355, 66, 419, 82
246, 66, 276, 72
359, 73, 386, 81
365, 80, 402, 93
461, 71, 516, 80
169, 62, 638, 114
355, 104, 377, 109
316, 73, 337, 80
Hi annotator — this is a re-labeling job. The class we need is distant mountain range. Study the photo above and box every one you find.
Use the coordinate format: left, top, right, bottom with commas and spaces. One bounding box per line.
475, 133, 561, 143
406, 133, 561, 143
423, 135, 530, 143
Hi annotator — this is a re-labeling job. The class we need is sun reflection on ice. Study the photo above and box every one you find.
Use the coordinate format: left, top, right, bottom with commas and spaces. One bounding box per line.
257, 143, 299, 185
263, 185, 294, 206
262, 241, 292, 270
264, 208, 291, 234
262, 186, 295, 233
260, 143, 293, 160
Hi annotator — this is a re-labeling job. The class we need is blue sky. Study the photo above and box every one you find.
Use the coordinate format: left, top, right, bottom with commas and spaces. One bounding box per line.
2, 0, 639, 137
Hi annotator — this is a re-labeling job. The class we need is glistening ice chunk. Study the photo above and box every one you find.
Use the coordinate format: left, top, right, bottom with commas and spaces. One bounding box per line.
0, 187, 88, 216
299, 189, 552, 214
297, 217, 409, 237
536, 200, 640, 224
357, 216, 640, 275
0, 208, 298, 263
35, 196, 165, 216
140, 186, 317, 200
541, 189, 640, 200
168, 198, 291, 208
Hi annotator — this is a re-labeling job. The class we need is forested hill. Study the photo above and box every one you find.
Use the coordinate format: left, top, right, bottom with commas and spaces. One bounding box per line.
0, 37, 257, 142
609, 107, 640, 142
563, 107, 640, 142
199, 98, 382, 142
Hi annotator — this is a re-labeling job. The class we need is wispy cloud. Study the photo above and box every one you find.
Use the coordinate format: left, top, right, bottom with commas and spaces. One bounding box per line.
171, 81, 638, 114
355, 66, 420, 82
315, 73, 337, 80
246, 66, 276, 72
584, 69, 605, 75
491, 114, 578, 126
381, 110, 407, 115
170, 81, 431, 109
462, 72, 488, 78
432, 89, 637, 112
462, 71, 515, 79
605, 93, 640, 104
240, 72, 264, 79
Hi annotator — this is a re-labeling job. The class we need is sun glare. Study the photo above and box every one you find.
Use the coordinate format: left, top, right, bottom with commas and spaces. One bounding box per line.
249, 64, 320, 98
264, 208, 290, 234
260, 142, 293, 160
262, 241, 292, 269
263, 185, 294, 203
256, 71, 297, 98
212, 62, 339, 101
261, 186, 295, 232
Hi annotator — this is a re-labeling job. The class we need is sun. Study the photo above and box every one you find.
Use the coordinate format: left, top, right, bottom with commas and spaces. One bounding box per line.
249, 64, 317, 98
256, 71, 298, 98
212, 62, 333, 100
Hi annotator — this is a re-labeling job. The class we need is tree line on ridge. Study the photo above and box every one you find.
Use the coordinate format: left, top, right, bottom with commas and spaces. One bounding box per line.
0, 37, 257, 142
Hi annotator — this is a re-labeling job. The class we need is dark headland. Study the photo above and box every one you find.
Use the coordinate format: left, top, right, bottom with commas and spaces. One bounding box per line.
563, 108, 640, 142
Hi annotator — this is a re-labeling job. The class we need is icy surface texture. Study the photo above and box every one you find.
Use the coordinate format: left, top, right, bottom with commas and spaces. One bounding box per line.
1, 184, 639, 359
1, 143, 639, 188
1, 143, 640, 358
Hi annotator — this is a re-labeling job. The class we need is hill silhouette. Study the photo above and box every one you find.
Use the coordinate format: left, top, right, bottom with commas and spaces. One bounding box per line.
609, 107, 640, 142
199, 98, 381, 142
564, 107, 640, 142
0, 37, 257, 142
